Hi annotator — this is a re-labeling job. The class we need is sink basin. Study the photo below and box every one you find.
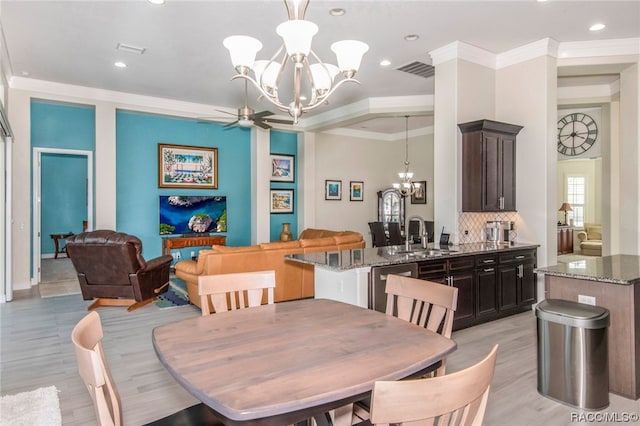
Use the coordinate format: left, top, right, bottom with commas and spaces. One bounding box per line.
398, 249, 444, 257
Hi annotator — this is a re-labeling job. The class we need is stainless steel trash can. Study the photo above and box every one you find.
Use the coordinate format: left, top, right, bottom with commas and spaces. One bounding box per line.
536, 299, 609, 410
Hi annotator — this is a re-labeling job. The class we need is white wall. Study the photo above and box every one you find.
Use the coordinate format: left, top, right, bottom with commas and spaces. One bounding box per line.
313, 130, 434, 246
557, 158, 602, 225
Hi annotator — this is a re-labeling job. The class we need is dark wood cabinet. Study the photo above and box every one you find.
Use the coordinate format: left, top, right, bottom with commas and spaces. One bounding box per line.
459, 119, 523, 212
475, 253, 498, 320
557, 226, 574, 255
417, 247, 537, 331
162, 235, 226, 256
498, 249, 537, 314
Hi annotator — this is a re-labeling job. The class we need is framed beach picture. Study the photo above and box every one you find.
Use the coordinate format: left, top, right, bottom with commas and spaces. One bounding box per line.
158, 144, 218, 189
270, 189, 294, 214
325, 180, 342, 200
270, 154, 295, 182
411, 180, 427, 204
350, 181, 364, 201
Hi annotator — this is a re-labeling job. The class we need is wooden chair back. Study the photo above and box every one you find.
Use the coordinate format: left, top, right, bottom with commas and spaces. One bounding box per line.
368, 222, 388, 247
198, 270, 276, 315
386, 274, 458, 337
369, 344, 499, 426
71, 311, 122, 426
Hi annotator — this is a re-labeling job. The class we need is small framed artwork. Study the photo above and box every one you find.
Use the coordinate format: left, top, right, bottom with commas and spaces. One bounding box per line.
270, 189, 294, 214
158, 144, 218, 189
325, 180, 342, 200
349, 181, 364, 201
270, 153, 295, 182
411, 180, 427, 204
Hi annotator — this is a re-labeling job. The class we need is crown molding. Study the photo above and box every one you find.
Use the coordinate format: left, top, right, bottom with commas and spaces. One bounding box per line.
496, 38, 559, 69
558, 83, 618, 101
321, 125, 434, 142
429, 41, 496, 69
558, 38, 640, 59
9, 76, 232, 118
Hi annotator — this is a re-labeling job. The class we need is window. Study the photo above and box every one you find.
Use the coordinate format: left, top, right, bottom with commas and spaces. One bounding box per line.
567, 176, 585, 227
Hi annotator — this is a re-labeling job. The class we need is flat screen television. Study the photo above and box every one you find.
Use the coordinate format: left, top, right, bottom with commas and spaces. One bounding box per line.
159, 196, 227, 235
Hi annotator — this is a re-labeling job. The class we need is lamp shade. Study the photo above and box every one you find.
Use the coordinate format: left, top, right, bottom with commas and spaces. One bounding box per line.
559, 202, 572, 212
331, 40, 369, 74
253, 60, 280, 90
276, 20, 318, 58
223, 36, 262, 70
309, 63, 339, 92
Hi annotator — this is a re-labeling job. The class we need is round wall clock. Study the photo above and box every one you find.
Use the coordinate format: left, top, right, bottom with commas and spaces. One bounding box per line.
557, 112, 598, 156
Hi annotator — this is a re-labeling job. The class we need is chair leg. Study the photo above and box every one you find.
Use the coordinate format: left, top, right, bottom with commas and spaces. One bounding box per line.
127, 297, 155, 312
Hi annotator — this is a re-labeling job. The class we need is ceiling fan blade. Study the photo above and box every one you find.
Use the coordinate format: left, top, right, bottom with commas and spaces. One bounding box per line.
223, 120, 239, 128
263, 118, 295, 125
253, 110, 274, 119
254, 120, 272, 130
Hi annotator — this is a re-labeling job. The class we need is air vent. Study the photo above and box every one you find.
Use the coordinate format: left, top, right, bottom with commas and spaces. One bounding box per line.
395, 61, 434, 79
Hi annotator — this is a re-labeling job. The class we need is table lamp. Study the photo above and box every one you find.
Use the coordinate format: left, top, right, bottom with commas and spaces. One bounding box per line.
559, 202, 572, 226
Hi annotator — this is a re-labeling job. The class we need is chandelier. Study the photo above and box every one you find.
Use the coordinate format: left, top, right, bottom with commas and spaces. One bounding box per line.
393, 116, 421, 197
222, 0, 369, 123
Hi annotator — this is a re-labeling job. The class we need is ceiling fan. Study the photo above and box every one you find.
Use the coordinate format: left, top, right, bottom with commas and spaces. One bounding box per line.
200, 80, 294, 130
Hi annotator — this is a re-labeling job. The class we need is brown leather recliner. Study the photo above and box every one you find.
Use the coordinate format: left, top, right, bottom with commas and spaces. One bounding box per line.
66, 230, 173, 311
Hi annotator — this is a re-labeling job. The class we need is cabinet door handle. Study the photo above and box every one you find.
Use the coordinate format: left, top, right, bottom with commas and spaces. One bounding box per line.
517, 264, 524, 278
483, 268, 495, 272
499, 196, 504, 210
515, 255, 525, 260
482, 259, 495, 264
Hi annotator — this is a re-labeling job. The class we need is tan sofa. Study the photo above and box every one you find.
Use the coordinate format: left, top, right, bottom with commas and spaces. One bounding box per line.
175, 228, 365, 307
578, 223, 602, 256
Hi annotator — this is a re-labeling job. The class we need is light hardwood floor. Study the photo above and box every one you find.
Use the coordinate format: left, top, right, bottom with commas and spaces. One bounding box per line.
1, 288, 638, 425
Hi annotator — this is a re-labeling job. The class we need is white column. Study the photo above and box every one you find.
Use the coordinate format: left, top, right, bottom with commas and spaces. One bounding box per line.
252, 127, 271, 244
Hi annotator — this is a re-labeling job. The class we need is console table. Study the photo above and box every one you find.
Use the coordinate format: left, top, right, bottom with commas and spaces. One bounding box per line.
162, 235, 226, 256
51, 232, 74, 259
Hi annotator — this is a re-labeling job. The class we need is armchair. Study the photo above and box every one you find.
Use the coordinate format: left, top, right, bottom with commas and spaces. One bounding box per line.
66, 230, 173, 311
577, 223, 602, 256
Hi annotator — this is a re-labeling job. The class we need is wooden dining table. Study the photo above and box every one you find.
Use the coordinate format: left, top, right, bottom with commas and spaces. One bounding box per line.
152, 298, 457, 425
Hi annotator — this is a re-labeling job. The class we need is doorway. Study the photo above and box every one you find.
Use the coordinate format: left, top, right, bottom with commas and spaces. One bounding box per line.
32, 148, 93, 285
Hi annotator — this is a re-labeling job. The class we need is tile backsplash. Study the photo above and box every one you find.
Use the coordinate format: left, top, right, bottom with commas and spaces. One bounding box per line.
457, 212, 520, 244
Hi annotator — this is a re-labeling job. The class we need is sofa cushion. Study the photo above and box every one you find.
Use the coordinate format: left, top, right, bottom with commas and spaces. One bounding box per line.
259, 241, 301, 250
299, 237, 337, 248
298, 228, 332, 239
585, 224, 602, 240
175, 259, 198, 275
333, 232, 363, 245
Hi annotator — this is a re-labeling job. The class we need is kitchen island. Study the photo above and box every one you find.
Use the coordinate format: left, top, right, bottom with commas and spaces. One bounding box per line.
536, 255, 640, 400
287, 242, 539, 331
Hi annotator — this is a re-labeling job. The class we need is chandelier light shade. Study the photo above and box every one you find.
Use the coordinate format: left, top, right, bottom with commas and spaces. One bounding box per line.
223, 0, 369, 123
393, 116, 421, 197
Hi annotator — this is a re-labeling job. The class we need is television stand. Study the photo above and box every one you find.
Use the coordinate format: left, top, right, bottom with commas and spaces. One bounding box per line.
162, 235, 226, 256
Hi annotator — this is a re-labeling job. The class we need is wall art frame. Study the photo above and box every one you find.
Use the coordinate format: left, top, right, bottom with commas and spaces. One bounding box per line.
411, 180, 427, 204
270, 153, 295, 182
350, 181, 364, 201
325, 180, 342, 200
270, 189, 294, 214
158, 143, 218, 189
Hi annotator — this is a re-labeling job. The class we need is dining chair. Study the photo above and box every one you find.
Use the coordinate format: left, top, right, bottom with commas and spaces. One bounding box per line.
368, 222, 388, 247
198, 270, 276, 315
351, 274, 459, 424
71, 311, 222, 426
387, 222, 403, 246
368, 344, 499, 426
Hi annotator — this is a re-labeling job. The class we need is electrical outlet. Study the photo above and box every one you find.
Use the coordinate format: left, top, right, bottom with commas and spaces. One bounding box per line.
171, 253, 177, 261
190, 251, 195, 258
578, 294, 596, 306
174, 251, 181, 260
464, 230, 469, 235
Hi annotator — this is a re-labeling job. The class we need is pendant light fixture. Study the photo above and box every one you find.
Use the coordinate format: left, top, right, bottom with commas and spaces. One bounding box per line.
393, 115, 421, 197
222, 0, 369, 124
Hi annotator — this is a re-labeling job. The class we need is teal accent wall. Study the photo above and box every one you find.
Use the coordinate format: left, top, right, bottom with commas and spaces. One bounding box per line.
31, 100, 94, 255
115, 110, 252, 260
270, 131, 298, 241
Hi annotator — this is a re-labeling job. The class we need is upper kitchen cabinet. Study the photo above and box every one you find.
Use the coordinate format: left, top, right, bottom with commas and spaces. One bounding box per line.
459, 119, 523, 212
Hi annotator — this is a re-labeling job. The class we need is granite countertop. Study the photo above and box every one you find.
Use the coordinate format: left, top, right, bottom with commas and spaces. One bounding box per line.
535, 254, 640, 285
286, 242, 539, 271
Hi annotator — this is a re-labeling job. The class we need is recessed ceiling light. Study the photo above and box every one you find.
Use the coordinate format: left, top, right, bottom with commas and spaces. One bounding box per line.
379, 59, 391, 67
589, 23, 606, 31
114, 61, 127, 68
404, 34, 419, 42
329, 8, 346, 17
147, 0, 165, 4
